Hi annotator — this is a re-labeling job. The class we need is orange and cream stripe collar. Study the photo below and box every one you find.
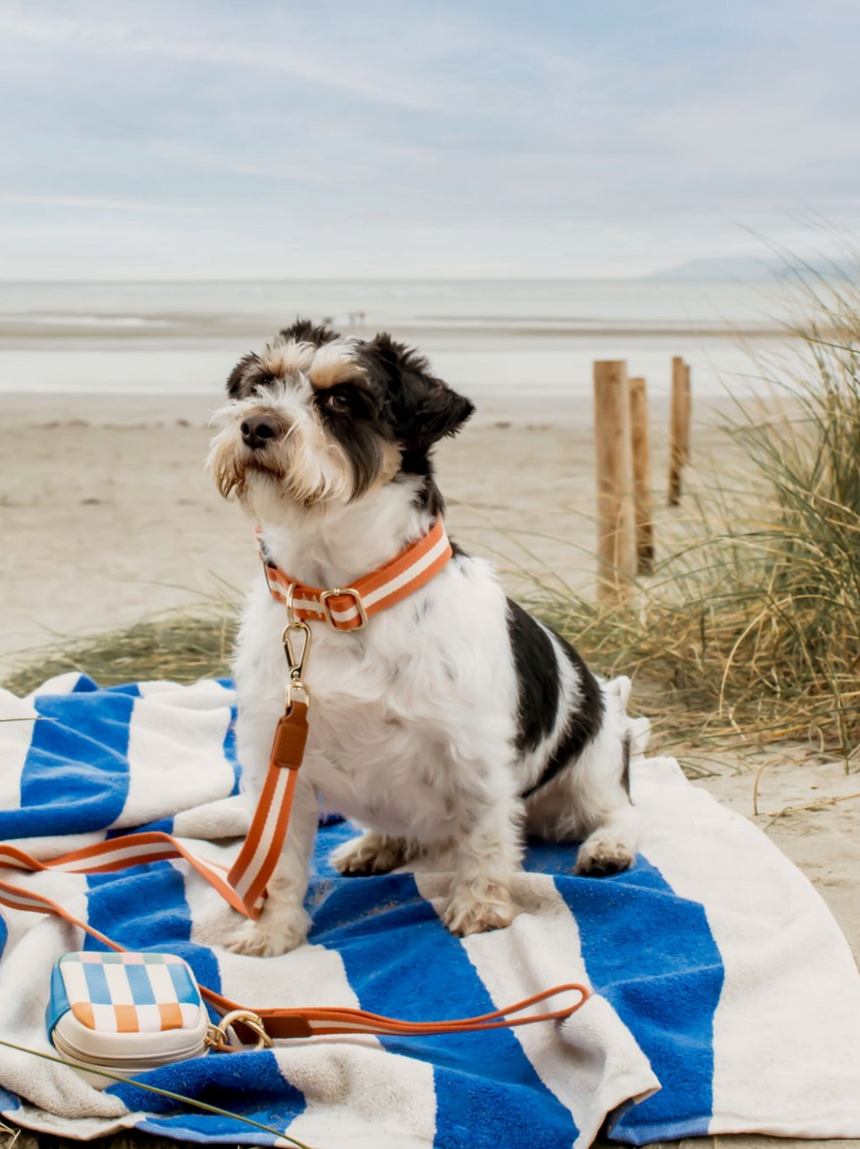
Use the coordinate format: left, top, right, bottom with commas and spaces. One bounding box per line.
256, 517, 453, 631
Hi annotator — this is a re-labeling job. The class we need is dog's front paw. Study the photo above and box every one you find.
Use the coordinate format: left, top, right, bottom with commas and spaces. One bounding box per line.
332, 832, 411, 876
575, 832, 635, 877
442, 885, 517, 937
223, 907, 311, 957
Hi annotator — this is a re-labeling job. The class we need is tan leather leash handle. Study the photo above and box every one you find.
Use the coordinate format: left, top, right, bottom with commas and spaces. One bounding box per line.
0, 873, 590, 1045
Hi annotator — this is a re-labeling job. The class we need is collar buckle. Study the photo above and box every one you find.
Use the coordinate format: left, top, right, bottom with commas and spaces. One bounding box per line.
319, 587, 368, 630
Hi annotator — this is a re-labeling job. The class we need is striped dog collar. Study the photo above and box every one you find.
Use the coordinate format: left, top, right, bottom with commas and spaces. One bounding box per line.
257, 517, 453, 631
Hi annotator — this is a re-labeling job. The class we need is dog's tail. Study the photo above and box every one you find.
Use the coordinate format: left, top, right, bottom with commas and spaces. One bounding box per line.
603, 674, 651, 757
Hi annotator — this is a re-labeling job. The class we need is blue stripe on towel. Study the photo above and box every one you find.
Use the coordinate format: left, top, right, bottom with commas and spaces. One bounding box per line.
531, 842, 724, 1145
114, 1050, 304, 1145
311, 823, 579, 1149
0, 1089, 20, 1113
1, 686, 138, 838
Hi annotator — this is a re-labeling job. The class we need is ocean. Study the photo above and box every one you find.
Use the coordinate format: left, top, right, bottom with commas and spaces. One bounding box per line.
0, 279, 798, 403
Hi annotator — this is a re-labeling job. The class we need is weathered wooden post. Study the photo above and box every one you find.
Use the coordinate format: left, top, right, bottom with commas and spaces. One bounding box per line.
593, 360, 636, 599
668, 356, 686, 506
629, 376, 654, 574
682, 362, 692, 465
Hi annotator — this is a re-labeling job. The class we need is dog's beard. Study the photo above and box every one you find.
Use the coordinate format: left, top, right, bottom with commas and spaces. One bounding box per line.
207, 420, 356, 515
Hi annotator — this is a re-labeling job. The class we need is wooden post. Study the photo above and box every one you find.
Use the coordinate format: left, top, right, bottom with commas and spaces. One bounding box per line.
593, 360, 636, 599
668, 356, 686, 506
629, 376, 654, 574
682, 362, 692, 465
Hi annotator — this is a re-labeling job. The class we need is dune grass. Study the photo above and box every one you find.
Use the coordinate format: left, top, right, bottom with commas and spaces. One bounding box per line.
2, 609, 237, 697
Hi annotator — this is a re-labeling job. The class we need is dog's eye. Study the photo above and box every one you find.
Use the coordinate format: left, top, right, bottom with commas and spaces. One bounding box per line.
324, 392, 351, 413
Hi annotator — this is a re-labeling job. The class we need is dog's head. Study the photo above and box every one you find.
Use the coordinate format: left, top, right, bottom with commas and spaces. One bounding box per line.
208, 320, 474, 521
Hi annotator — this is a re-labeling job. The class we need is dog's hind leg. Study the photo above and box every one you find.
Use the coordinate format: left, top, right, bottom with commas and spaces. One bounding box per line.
332, 831, 418, 876
527, 702, 637, 877
570, 724, 636, 876
574, 774, 636, 876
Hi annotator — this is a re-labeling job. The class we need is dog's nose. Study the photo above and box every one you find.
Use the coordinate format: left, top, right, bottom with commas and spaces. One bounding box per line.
240, 414, 279, 450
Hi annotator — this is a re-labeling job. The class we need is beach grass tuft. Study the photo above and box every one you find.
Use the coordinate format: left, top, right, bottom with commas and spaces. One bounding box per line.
2, 607, 237, 697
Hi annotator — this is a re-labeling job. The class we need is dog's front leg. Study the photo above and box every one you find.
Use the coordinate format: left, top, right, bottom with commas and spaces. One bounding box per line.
224, 771, 318, 957
442, 788, 523, 937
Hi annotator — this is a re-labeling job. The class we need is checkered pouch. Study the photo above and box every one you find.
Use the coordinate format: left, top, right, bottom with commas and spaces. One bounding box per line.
47, 952, 210, 1086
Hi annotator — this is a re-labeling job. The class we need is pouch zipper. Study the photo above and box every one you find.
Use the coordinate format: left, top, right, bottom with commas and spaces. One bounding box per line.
52, 1027, 207, 1069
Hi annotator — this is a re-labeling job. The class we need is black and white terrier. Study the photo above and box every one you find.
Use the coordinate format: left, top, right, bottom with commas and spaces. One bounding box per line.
209, 320, 641, 957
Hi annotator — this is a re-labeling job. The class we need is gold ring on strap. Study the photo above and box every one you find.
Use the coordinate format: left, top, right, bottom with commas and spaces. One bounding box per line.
206, 1009, 273, 1052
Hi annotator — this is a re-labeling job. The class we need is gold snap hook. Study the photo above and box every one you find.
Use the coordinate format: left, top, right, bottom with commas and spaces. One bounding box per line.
206, 1009, 273, 1052
281, 584, 312, 707
282, 620, 312, 682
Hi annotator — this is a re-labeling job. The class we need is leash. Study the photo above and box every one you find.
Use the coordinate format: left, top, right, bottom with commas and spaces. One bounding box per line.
0, 520, 591, 1047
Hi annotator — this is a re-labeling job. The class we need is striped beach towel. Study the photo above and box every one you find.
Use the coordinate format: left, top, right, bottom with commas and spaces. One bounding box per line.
1, 672, 860, 1147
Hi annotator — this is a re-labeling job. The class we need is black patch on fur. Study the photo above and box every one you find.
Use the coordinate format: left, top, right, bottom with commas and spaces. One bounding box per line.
361, 334, 474, 450
621, 733, 631, 798
506, 601, 605, 800
398, 449, 446, 518
507, 599, 560, 754
226, 352, 264, 400
357, 333, 473, 514
314, 382, 384, 501
279, 318, 340, 347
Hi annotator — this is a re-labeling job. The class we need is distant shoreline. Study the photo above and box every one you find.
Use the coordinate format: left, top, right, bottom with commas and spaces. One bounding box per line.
0, 319, 791, 344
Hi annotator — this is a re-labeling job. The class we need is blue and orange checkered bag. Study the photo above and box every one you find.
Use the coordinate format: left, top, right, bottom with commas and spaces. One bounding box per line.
47, 952, 210, 1084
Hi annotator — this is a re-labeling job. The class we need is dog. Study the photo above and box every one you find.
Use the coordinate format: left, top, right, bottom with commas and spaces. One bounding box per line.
208, 319, 639, 957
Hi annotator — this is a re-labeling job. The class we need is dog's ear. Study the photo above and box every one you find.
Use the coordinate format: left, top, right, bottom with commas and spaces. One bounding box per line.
226, 352, 263, 399
367, 334, 474, 450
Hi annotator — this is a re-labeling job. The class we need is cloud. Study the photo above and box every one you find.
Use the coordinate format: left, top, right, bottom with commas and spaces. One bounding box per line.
0, 192, 202, 214
1, 0, 859, 277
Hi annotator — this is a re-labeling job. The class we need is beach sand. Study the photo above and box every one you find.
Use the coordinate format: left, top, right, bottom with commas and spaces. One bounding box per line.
1, 382, 859, 1149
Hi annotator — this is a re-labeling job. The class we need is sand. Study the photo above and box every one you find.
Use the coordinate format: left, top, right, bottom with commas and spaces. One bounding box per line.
1, 384, 859, 1149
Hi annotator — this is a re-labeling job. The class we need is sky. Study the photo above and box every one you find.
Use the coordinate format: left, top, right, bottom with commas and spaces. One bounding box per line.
1, 0, 860, 280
